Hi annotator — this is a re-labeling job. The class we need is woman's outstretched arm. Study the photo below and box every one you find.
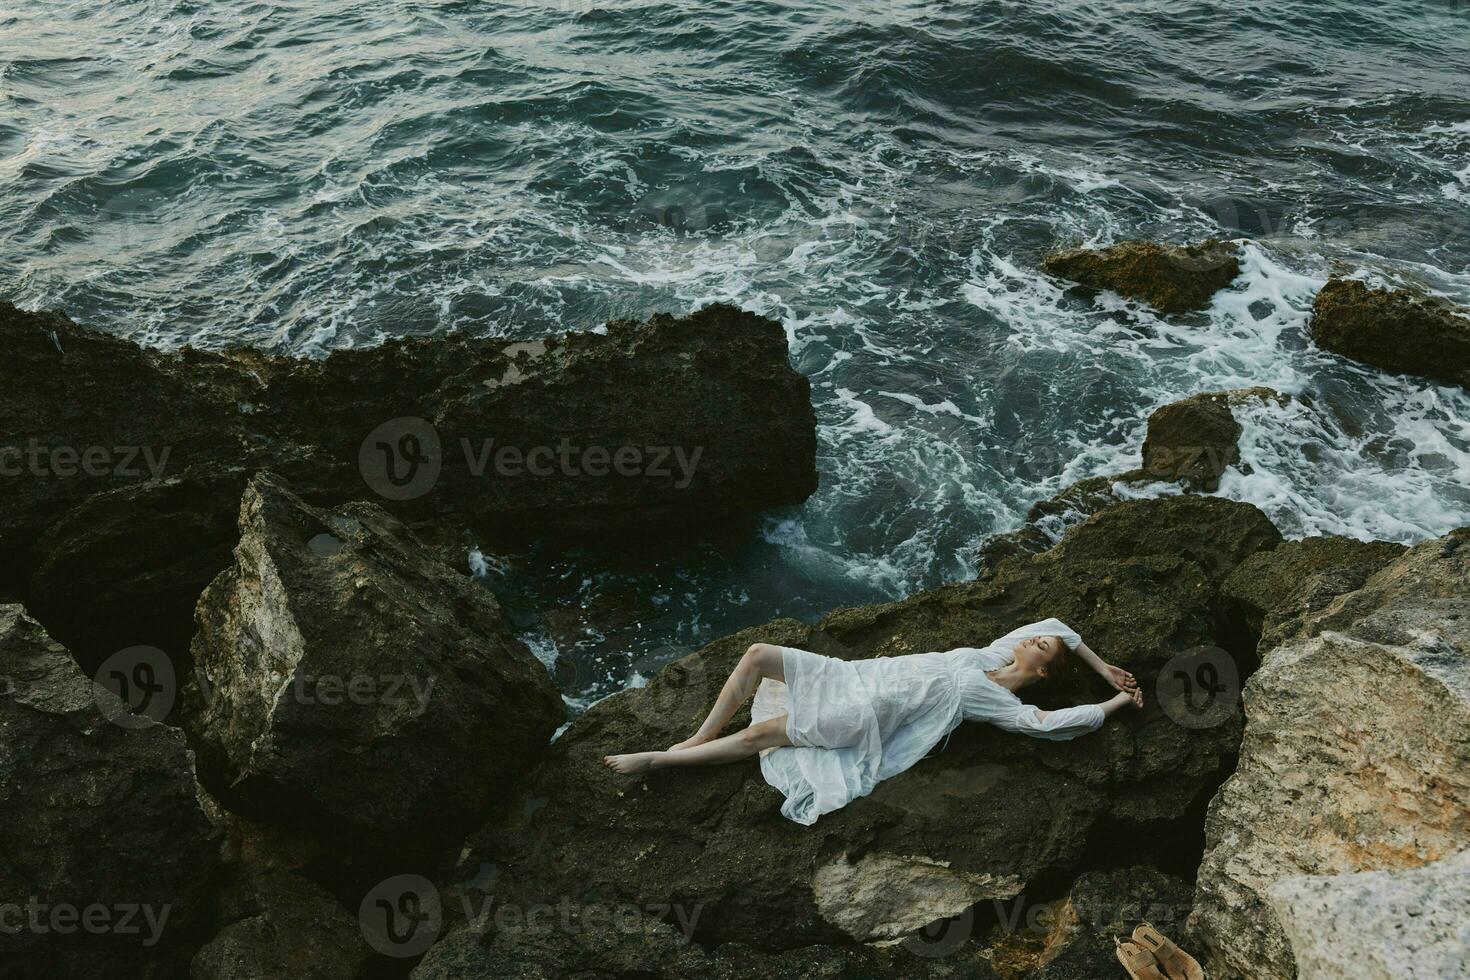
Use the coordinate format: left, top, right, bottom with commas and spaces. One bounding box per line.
1018, 687, 1143, 740
1071, 639, 1139, 694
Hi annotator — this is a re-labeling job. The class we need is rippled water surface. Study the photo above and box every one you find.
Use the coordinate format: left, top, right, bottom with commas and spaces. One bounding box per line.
4, 1, 1469, 707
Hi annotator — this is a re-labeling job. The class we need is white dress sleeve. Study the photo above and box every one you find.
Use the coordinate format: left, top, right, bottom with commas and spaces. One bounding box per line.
986, 617, 1084, 655
994, 701, 1106, 741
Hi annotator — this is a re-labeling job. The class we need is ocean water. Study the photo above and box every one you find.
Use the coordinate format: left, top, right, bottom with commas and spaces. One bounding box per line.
3, 1, 1469, 710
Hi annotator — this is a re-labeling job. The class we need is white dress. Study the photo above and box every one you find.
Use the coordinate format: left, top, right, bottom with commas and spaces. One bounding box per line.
751, 618, 1106, 825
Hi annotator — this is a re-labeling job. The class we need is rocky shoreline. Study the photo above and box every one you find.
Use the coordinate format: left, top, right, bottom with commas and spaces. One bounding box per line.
2, 250, 1468, 979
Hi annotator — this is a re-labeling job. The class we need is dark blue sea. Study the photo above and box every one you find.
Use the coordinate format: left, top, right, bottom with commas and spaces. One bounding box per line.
3, 0, 1469, 710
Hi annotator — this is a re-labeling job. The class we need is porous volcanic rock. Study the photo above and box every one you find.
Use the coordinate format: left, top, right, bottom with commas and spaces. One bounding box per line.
0, 604, 221, 978
1190, 530, 1470, 979
1310, 277, 1470, 387
181, 473, 564, 855
441, 496, 1279, 963
1042, 239, 1241, 314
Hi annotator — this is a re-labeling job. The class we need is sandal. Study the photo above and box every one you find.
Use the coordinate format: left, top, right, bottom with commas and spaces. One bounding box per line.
1115, 937, 1169, 980
1132, 923, 1204, 980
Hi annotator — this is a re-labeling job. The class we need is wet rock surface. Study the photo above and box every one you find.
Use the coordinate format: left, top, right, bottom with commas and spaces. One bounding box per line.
1190, 530, 1470, 980
181, 473, 564, 856
1042, 239, 1242, 314
0, 604, 221, 976
440, 496, 1278, 965
1310, 277, 1470, 388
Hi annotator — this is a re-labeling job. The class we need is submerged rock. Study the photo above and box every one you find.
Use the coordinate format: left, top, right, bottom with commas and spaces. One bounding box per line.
1, 300, 817, 665
437, 496, 1278, 968
1310, 277, 1470, 388
182, 473, 564, 856
1042, 239, 1241, 314
1139, 388, 1286, 492
0, 603, 221, 977
1190, 529, 1470, 980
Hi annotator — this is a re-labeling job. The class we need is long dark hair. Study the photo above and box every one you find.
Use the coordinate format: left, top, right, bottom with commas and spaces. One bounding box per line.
1027, 637, 1095, 709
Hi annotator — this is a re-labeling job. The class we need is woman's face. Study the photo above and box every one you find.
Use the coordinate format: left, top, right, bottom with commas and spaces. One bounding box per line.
1013, 634, 1064, 676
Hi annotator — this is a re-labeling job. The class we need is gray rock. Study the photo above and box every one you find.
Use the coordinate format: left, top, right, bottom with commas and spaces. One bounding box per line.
190, 871, 372, 980
1266, 848, 1470, 980
1, 300, 817, 679
448, 496, 1278, 958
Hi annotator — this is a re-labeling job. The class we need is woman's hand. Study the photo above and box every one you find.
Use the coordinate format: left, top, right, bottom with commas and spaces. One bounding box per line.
1101, 663, 1138, 694
1101, 688, 1144, 717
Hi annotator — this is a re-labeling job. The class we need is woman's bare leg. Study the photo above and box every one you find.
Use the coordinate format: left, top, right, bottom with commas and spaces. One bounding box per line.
604, 714, 791, 775
668, 643, 785, 751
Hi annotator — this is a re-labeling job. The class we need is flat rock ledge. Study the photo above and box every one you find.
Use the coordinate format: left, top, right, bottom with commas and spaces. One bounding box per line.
420, 495, 1279, 973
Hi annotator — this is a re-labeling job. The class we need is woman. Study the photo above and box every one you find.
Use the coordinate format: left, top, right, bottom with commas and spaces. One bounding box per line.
603, 618, 1143, 824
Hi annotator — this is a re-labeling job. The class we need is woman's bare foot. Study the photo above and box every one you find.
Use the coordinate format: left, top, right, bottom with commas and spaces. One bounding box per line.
666, 734, 710, 752
602, 752, 661, 774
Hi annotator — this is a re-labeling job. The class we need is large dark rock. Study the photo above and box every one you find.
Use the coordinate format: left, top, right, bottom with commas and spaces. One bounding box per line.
412, 903, 1000, 979
0, 604, 221, 978
181, 473, 565, 856
1310, 277, 1470, 387
439, 496, 1280, 965
3, 300, 815, 690
189, 870, 373, 980
0, 303, 265, 600
1043, 240, 1241, 315
1142, 392, 1235, 492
